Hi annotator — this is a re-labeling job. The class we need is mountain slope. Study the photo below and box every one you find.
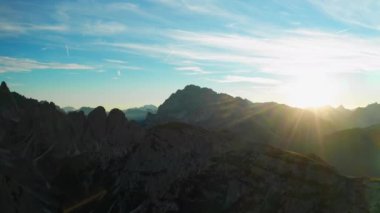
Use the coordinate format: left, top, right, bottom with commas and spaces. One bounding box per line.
0, 81, 375, 212
322, 124, 380, 177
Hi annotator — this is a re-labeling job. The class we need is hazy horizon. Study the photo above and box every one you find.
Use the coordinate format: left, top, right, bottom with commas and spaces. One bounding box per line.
2, 0, 380, 109
4, 81, 379, 111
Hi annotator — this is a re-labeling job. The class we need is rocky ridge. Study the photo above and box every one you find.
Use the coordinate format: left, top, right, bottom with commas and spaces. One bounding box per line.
0, 82, 378, 212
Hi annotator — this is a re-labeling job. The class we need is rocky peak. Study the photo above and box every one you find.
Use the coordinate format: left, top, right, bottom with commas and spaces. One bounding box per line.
86, 106, 107, 140
107, 108, 127, 130
146, 85, 251, 128
88, 106, 106, 119
0, 81, 10, 93
181, 84, 216, 96
156, 85, 230, 114
0, 82, 19, 121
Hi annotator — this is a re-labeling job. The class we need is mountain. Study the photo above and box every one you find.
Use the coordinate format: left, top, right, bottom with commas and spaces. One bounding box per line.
315, 103, 380, 129
61, 106, 76, 113
78, 106, 95, 115
0, 81, 377, 212
124, 104, 157, 122
61, 105, 157, 122
147, 85, 336, 154
322, 124, 380, 177
351, 103, 380, 128
311, 105, 352, 129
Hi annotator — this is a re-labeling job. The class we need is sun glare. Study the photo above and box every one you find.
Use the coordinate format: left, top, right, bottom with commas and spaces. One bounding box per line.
286, 74, 341, 108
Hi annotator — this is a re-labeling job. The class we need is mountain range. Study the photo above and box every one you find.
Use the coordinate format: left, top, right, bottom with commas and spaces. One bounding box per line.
1, 81, 380, 212
62, 105, 158, 122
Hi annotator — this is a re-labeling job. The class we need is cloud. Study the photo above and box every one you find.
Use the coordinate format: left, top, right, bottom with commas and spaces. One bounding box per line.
54, 1, 166, 34
104, 59, 128, 64
0, 56, 94, 73
122, 66, 143, 71
175, 66, 209, 74
0, 22, 68, 34
103, 58, 142, 71
102, 29, 380, 76
308, 0, 380, 30
83, 21, 127, 35
215, 75, 280, 85
153, 0, 247, 22
156, 0, 217, 13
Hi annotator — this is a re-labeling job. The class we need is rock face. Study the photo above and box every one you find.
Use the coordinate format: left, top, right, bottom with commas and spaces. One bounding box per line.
0, 82, 376, 212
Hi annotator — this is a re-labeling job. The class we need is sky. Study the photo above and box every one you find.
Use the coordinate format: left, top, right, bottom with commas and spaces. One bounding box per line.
1, 0, 380, 109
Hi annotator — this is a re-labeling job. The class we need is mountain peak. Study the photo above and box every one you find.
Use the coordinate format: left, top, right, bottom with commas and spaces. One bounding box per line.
0, 81, 10, 93
179, 85, 217, 96
183, 84, 201, 90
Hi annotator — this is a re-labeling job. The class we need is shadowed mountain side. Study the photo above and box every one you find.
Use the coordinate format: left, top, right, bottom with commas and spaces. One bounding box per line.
322, 124, 380, 177
0, 81, 376, 212
146, 85, 336, 154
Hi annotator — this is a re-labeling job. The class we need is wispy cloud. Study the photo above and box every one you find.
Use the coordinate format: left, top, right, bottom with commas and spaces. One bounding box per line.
103, 58, 143, 71
214, 75, 280, 85
0, 22, 68, 34
154, 0, 247, 22
102, 29, 380, 76
83, 21, 127, 35
308, 0, 380, 30
104, 59, 128, 64
0, 56, 94, 73
175, 66, 209, 75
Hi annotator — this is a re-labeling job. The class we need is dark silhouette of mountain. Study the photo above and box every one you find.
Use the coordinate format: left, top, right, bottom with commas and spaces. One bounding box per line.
0, 81, 376, 212
123, 104, 157, 122
61, 105, 157, 122
322, 124, 380, 177
147, 85, 336, 154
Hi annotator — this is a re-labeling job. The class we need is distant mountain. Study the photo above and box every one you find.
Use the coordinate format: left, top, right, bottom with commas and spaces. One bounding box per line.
60, 105, 157, 122
78, 106, 95, 115
311, 105, 352, 129
0, 81, 375, 212
322, 124, 380, 177
62, 106, 76, 113
123, 104, 157, 122
315, 103, 380, 129
351, 103, 380, 128
147, 85, 336, 154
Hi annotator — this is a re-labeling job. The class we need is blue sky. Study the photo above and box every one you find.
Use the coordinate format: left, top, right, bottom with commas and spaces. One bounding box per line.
1, 0, 380, 109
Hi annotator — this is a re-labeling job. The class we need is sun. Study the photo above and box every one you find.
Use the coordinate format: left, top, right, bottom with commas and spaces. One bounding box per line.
286, 74, 341, 108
